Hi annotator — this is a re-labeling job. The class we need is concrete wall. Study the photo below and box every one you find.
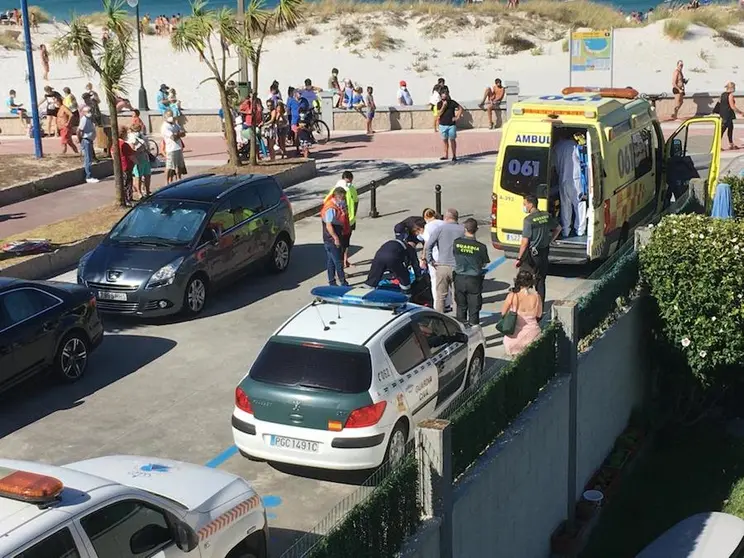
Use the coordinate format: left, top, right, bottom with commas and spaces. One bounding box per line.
412, 298, 650, 558
575, 301, 647, 499
400, 517, 441, 558
452, 376, 570, 558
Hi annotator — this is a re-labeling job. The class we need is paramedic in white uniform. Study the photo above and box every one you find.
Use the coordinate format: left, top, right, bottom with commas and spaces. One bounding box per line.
552, 131, 586, 238
423, 208, 452, 309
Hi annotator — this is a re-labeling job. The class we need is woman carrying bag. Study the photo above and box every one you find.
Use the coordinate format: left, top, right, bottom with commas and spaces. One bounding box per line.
498, 269, 543, 357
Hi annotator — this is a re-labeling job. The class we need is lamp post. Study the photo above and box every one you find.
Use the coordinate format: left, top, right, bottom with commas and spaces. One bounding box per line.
20, 0, 42, 158
126, 0, 149, 110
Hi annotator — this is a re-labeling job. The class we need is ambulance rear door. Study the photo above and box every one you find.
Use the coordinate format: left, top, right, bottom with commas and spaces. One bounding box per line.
586, 127, 605, 260
664, 116, 722, 208
494, 121, 554, 245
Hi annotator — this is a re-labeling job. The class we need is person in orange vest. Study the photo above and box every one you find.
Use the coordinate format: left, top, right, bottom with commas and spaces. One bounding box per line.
322, 187, 351, 286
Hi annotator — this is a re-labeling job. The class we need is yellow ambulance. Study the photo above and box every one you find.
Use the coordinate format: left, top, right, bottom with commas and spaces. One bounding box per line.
490, 89, 722, 263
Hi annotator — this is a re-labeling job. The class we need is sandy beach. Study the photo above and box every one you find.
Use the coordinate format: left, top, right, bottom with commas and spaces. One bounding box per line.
2, 3, 744, 110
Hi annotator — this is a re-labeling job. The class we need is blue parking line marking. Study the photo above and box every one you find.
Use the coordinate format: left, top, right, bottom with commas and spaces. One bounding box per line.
205, 445, 238, 468
485, 256, 506, 274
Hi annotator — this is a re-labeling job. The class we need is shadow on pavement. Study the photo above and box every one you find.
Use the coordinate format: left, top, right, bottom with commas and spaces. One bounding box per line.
270, 527, 321, 557
0, 334, 177, 439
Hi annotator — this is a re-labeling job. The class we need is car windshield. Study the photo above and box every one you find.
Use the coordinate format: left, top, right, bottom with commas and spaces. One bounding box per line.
250, 337, 373, 394
108, 200, 208, 246
500, 145, 550, 198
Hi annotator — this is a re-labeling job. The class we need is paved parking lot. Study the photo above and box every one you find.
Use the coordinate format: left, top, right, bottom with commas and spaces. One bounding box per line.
0, 161, 591, 555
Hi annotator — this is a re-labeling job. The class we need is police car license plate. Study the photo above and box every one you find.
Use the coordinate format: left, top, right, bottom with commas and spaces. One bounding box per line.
270, 435, 319, 453
97, 290, 127, 301
505, 233, 521, 243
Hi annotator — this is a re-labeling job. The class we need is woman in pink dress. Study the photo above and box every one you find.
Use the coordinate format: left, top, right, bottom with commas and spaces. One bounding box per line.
502, 270, 543, 357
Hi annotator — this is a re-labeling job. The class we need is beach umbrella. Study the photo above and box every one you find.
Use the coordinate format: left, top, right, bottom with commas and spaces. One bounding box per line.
711, 182, 733, 219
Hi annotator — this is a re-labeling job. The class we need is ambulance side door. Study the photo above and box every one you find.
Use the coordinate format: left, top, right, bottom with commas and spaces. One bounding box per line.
383, 322, 438, 422
664, 116, 722, 208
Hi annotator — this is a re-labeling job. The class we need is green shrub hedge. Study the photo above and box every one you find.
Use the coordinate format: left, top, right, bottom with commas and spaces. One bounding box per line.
639, 214, 744, 377
308, 456, 420, 558
577, 250, 640, 341
720, 175, 744, 219
450, 322, 560, 478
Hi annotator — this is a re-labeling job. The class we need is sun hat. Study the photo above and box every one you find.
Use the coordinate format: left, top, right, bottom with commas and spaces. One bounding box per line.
400, 80, 407, 87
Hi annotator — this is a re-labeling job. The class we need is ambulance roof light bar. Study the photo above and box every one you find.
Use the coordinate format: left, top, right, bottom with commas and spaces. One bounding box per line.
0, 468, 64, 505
310, 285, 409, 310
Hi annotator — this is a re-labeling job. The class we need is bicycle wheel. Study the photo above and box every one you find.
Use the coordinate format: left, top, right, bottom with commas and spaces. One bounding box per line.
147, 137, 159, 159
314, 119, 331, 144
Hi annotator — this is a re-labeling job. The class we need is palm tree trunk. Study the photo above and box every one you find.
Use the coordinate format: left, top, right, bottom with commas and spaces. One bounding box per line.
105, 92, 126, 207
249, 61, 259, 166
219, 84, 240, 167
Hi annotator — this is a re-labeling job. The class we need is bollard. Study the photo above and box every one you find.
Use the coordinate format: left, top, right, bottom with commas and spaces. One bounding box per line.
435, 184, 442, 217
369, 180, 380, 218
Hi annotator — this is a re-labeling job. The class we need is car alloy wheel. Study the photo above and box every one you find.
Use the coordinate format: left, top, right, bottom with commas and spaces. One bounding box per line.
60, 336, 88, 380
272, 238, 290, 272
468, 353, 484, 388
387, 425, 407, 466
186, 277, 207, 313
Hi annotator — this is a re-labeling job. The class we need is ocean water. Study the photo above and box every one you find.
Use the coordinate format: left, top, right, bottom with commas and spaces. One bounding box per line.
39, 0, 664, 20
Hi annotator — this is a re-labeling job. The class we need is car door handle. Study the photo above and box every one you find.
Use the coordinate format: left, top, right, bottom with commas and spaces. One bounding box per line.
42, 321, 54, 332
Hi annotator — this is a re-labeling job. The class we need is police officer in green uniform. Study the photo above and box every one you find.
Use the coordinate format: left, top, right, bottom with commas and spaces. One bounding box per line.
516, 194, 562, 303
453, 218, 490, 327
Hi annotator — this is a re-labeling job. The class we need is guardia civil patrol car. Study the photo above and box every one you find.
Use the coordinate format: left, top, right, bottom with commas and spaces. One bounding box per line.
231, 286, 486, 470
0, 455, 268, 558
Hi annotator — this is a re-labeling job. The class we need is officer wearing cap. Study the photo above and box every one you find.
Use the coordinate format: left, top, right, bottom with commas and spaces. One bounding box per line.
516, 194, 562, 303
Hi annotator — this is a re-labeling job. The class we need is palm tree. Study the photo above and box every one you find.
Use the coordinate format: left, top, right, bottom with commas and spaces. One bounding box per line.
171, 0, 248, 168
52, 0, 132, 206
243, 0, 304, 164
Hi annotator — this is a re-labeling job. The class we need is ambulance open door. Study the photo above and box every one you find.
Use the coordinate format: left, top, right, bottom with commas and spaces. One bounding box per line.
664, 116, 722, 209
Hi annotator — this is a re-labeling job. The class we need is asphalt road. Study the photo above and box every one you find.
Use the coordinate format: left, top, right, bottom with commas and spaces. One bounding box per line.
0, 161, 590, 555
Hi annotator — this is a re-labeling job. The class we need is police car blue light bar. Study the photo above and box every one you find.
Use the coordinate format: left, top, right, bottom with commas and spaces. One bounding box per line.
311, 286, 409, 309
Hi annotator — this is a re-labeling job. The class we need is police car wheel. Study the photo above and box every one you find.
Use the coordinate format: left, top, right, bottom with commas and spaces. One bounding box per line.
55, 332, 89, 383
465, 348, 484, 389
183, 275, 208, 315
267, 236, 291, 273
384, 422, 408, 467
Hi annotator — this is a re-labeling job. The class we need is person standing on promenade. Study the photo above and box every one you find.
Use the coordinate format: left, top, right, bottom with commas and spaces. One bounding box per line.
425, 208, 465, 313
322, 187, 351, 287
516, 195, 562, 304
718, 82, 744, 151
323, 171, 358, 268
39, 44, 50, 80
57, 102, 78, 155
422, 208, 450, 311
161, 109, 187, 184
671, 60, 687, 120
436, 87, 463, 163
77, 106, 99, 184
453, 218, 490, 327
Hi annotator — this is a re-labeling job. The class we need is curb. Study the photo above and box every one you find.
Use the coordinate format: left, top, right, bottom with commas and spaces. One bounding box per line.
0, 235, 103, 280
291, 163, 412, 222
0, 160, 114, 207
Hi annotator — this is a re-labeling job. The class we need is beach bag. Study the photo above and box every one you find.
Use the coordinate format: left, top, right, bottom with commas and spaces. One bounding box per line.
495, 292, 519, 335
712, 101, 721, 115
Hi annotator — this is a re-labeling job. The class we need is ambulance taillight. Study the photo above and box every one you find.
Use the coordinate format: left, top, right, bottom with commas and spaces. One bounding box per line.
491, 192, 498, 228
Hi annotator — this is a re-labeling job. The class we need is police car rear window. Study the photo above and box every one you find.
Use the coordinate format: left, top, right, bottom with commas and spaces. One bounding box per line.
501, 146, 549, 198
250, 337, 373, 394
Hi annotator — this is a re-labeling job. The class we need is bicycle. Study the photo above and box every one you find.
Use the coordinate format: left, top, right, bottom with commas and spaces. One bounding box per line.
146, 136, 160, 159
640, 92, 668, 110
307, 109, 331, 144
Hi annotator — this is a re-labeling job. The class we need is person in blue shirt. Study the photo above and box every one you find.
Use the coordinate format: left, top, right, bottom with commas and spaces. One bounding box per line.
6, 89, 27, 123
299, 78, 319, 105
156, 83, 170, 114
286, 87, 302, 149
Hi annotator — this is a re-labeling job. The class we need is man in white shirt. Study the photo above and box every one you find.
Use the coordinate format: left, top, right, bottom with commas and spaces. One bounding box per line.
161, 109, 187, 184
397, 81, 413, 106
552, 131, 585, 238
423, 208, 453, 311
77, 106, 99, 184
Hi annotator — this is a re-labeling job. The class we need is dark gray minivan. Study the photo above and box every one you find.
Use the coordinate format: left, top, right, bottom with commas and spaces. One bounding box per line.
77, 174, 295, 317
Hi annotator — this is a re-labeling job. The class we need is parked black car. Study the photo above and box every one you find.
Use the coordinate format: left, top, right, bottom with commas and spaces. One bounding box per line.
0, 278, 103, 392
77, 174, 295, 317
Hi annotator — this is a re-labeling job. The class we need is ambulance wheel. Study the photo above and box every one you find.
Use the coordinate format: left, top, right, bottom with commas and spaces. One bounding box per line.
384, 421, 408, 467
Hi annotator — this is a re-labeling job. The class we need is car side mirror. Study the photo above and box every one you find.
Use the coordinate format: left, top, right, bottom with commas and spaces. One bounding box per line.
452, 332, 468, 344
173, 520, 199, 553
130, 524, 172, 554
671, 138, 683, 158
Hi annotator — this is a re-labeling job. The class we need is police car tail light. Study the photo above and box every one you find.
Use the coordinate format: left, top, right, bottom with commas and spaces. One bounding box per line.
0, 469, 64, 504
345, 401, 387, 429
235, 387, 254, 414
